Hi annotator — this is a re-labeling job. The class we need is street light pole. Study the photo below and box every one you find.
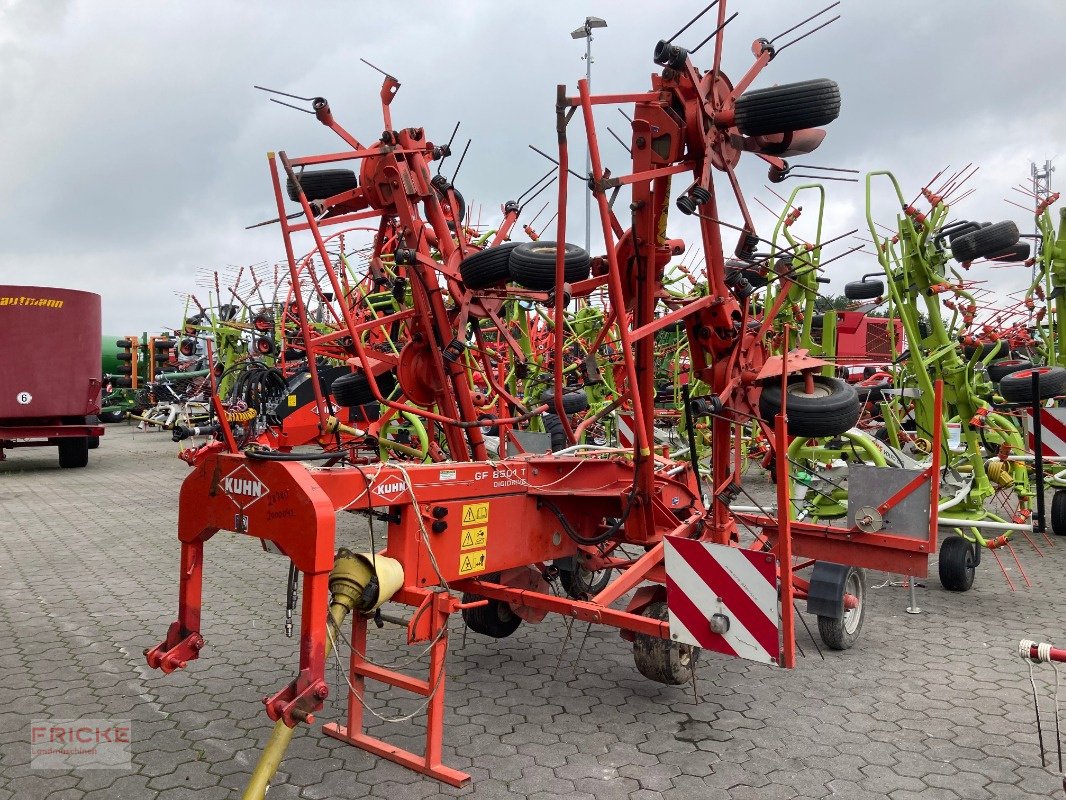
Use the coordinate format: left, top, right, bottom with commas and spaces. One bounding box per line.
571, 16, 607, 256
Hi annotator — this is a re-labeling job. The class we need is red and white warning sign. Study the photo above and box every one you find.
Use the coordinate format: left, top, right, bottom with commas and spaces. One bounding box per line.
663, 537, 780, 665
1027, 407, 1066, 457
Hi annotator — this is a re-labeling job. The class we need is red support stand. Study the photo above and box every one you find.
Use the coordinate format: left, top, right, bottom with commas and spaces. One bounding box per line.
322, 591, 470, 787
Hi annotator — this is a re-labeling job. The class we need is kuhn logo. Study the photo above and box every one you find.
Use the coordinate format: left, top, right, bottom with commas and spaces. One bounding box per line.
372, 479, 407, 503
225, 477, 265, 498
221, 466, 270, 511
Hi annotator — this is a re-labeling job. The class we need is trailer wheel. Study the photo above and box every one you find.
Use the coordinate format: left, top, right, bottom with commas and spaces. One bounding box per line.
286, 168, 359, 202
951, 220, 1020, 263
58, 438, 89, 469
938, 536, 976, 592
816, 566, 866, 650
843, 279, 883, 301
87, 416, 100, 449
758, 376, 860, 437
987, 358, 1032, 384
508, 241, 591, 290
1052, 491, 1066, 536
459, 243, 520, 289
998, 366, 1066, 403
98, 410, 126, 423
633, 601, 698, 685
330, 370, 397, 408
461, 585, 522, 639
733, 78, 841, 137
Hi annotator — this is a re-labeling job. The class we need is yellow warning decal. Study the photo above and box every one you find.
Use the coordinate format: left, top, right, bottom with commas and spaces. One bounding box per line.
461, 502, 489, 526
459, 550, 487, 575
460, 526, 487, 551
287, 395, 297, 407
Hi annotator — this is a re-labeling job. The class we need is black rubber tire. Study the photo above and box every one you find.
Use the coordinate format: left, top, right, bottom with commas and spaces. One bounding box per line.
843, 279, 883, 301
543, 413, 568, 452
962, 341, 1003, 361
559, 564, 612, 598
855, 379, 890, 404
999, 366, 1066, 403
733, 78, 841, 137
58, 437, 89, 469
1052, 490, 1066, 536
508, 241, 591, 290
87, 416, 100, 449
632, 601, 699, 685
741, 267, 768, 289
987, 358, 1032, 384
330, 370, 397, 408
461, 583, 522, 639
759, 376, 861, 437
98, 410, 126, 423
951, 220, 1020, 263
109, 377, 132, 389
938, 536, 976, 592
811, 314, 824, 330
816, 566, 867, 650
540, 388, 589, 415
459, 243, 520, 289
989, 242, 1031, 262
436, 186, 467, 230
116, 352, 133, 362
286, 169, 358, 202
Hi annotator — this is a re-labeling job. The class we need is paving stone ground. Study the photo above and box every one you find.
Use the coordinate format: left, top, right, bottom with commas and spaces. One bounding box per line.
0, 426, 1063, 799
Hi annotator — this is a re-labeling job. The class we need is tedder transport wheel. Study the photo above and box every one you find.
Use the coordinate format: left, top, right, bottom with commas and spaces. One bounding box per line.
57, 437, 89, 469
459, 243, 520, 289
758, 376, 861, 437
987, 358, 1032, 384
508, 241, 591, 290
330, 371, 398, 408
951, 220, 1020, 263
998, 366, 1066, 404
816, 566, 866, 650
733, 78, 841, 136
633, 600, 699, 685
843, 279, 884, 301
539, 388, 590, 415
286, 169, 358, 202
559, 564, 612, 598
1051, 491, 1066, 536
938, 536, 976, 592
461, 583, 523, 639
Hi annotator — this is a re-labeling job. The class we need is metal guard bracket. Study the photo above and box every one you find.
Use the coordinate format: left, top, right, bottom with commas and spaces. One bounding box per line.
755, 349, 830, 381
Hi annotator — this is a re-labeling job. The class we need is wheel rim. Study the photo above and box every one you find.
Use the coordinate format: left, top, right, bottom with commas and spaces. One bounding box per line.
788, 382, 832, 400
843, 571, 863, 635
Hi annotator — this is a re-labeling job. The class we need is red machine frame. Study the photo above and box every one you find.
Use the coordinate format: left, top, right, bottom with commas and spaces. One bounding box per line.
148, 2, 942, 787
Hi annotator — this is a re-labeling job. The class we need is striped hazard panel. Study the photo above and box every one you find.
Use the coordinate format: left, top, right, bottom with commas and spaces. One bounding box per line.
664, 537, 780, 666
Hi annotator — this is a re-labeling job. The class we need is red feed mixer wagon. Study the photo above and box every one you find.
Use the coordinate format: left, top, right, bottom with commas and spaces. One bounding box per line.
0, 286, 105, 468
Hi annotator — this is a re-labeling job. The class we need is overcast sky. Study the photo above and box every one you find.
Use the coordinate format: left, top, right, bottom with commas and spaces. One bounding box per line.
1, 0, 1063, 334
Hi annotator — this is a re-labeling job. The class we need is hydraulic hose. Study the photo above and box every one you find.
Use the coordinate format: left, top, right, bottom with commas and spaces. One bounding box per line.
241, 589, 355, 799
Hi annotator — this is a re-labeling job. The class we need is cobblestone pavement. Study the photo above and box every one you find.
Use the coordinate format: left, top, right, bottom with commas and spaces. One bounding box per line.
0, 426, 1063, 799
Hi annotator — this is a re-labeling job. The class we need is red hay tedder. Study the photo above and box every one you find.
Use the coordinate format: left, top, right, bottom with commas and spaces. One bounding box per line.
147, 2, 944, 790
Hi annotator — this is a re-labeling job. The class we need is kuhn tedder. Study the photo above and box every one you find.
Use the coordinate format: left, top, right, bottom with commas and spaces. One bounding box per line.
147, 3, 944, 792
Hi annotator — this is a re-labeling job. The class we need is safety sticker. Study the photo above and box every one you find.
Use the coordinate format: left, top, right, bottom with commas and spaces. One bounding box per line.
461, 502, 489, 526
287, 395, 297, 407
460, 526, 487, 550
459, 550, 487, 575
